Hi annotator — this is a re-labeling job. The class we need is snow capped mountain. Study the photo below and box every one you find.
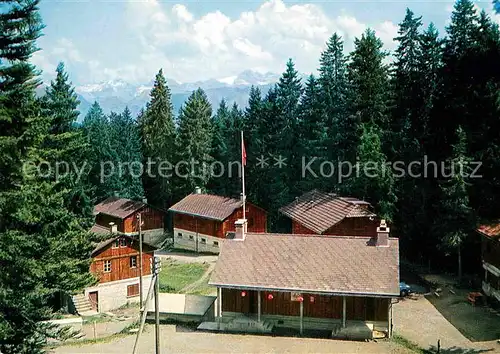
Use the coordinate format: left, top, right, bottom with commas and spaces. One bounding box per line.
57, 70, 308, 121
233, 70, 281, 86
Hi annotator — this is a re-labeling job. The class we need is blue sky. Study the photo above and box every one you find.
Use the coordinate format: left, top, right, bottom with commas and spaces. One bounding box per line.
32, 0, 500, 86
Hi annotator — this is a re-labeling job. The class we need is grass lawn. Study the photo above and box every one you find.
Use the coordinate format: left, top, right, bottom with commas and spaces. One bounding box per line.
426, 287, 500, 341
158, 259, 209, 293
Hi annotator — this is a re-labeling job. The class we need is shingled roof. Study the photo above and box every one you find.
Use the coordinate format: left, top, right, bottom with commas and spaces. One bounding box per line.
477, 221, 500, 239
168, 194, 243, 221
94, 197, 145, 219
279, 190, 376, 234
210, 233, 399, 297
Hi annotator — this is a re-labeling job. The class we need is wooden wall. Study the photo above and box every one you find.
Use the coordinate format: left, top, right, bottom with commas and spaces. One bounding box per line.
223, 204, 267, 234
95, 214, 124, 232
292, 218, 379, 237
221, 288, 389, 321
124, 207, 164, 233
174, 214, 222, 237
173, 203, 267, 238
91, 237, 154, 284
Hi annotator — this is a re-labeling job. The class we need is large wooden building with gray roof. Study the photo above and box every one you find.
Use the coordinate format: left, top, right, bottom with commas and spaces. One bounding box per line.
206, 218, 399, 340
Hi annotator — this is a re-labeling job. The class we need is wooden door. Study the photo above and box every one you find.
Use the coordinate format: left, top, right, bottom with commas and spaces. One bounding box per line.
89, 291, 98, 311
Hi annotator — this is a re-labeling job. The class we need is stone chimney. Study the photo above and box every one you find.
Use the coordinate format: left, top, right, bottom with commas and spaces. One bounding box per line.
194, 186, 202, 194
376, 219, 390, 247
109, 222, 118, 234
234, 219, 247, 241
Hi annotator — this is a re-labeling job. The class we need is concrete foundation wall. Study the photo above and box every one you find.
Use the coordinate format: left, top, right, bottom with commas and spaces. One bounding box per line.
85, 275, 153, 312
173, 228, 222, 254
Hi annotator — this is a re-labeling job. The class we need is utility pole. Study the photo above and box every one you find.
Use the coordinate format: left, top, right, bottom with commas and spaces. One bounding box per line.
152, 256, 161, 354
137, 213, 143, 306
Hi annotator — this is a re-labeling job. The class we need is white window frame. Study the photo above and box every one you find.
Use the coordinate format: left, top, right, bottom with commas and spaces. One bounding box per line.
104, 260, 111, 273
130, 256, 137, 268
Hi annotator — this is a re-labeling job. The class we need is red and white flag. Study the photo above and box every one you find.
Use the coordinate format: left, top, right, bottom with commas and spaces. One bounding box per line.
241, 137, 247, 166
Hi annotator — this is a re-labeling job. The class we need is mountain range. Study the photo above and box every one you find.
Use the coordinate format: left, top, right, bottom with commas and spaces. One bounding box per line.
38, 70, 310, 121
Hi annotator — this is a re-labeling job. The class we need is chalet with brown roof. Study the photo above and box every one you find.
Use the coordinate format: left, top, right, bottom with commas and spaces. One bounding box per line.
93, 196, 165, 242
477, 221, 500, 302
168, 190, 267, 254
279, 190, 379, 237
205, 219, 399, 340
71, 223, 157, 314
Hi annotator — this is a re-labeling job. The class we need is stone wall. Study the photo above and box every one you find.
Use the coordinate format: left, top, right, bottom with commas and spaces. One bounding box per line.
85, 275, 153, 312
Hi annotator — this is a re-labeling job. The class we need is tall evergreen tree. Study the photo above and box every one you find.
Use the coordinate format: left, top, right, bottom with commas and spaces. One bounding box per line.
348, 124, 397, 221
243, 86, 263, 203
0, 1, 98, 352
140, 69, 176, 209
318, 33, 349, 164
82, 102, 119, 202
209, 99, 231, 195
297, 75, 326, 192
42, 62, 92, 218
391, 8, 423, 160
275, 59, 303, 201
109, 107, 144, 199
345, 29, 390, 168
435, 126, 473, 280
176, 88, 213, 197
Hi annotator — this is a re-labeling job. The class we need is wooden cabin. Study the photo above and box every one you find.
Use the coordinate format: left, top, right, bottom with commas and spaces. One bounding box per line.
279, 190, 379, 236
83, 227, 156, 312
207, 220, 399, 340
94, 196, 164, 237
477, 222, 500, 302
169, 192, 267, 254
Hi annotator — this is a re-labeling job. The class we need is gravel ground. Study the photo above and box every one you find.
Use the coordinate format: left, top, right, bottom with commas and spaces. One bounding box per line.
393, 294, 499, 352
51, 324, 414, 354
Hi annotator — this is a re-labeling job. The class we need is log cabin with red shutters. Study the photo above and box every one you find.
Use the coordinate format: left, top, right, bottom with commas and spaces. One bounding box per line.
168, 187, 267, 254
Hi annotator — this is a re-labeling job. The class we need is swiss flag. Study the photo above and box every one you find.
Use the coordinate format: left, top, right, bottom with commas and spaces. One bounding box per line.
241, 138, 247, 166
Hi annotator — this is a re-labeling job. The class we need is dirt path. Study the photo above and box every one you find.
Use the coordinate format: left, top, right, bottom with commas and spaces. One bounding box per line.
393, 295, 499, 352
52, 324, 414, 354
180, 262, 216, 293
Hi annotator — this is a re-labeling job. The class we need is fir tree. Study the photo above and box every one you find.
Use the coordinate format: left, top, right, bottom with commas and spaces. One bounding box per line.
109, 107, 144, 199
82, 102, 119, 201
349, 124, 397, 221
243, 86, 263, 203
318, 33, 349, 163
0, 1, 98, 351
42, 62, 92, 218
140, 69, 176, 209
209, 99, 230, 195
275, 59, 303, 201
176, 88, 213, 197
297, 75, 326, 192
345, 29, 390, 169
436, 126, 473, 280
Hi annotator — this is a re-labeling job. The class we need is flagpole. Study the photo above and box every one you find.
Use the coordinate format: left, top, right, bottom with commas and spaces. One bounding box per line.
241, 130, 246, 221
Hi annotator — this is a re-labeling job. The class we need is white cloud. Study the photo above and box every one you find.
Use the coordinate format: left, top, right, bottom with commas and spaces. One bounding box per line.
36, 0, 401, 84
121, 0, 399, 82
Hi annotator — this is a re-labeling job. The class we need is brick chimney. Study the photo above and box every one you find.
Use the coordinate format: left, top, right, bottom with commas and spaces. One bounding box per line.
234, 219, 247, 241
109, 222, 117, 234
376, 219, 389, 247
